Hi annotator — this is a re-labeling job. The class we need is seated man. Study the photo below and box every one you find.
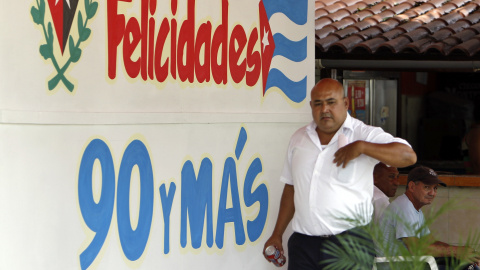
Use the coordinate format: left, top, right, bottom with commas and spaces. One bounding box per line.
372, 162, 399, 224
379, 166, 480, 269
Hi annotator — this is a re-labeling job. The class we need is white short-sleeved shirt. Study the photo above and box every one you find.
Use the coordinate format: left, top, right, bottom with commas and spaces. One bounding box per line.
373, 186, 390, 224
280, 114, 411, 236
377, 194, 430, 257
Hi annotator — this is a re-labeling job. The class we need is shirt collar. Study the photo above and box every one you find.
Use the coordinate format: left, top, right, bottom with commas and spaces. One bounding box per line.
342, 113, 354, 133
373, 185, 388, 199
307, 112, 354, 135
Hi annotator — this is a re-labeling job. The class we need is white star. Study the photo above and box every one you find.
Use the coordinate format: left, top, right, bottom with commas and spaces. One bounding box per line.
55, 0, 71, 9
262, 28, 269, 52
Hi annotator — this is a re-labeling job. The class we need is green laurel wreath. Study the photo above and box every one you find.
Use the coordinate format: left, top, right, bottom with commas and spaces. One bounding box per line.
31, 0, 98, 92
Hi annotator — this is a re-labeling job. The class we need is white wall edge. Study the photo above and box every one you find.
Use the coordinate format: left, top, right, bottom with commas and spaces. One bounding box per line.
0, 110, 311, 125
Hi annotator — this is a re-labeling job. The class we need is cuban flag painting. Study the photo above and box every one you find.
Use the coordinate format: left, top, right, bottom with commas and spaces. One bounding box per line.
262, 0, 308, 103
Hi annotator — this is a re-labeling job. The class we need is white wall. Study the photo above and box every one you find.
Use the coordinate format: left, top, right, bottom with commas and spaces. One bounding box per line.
0, 0, 314, 269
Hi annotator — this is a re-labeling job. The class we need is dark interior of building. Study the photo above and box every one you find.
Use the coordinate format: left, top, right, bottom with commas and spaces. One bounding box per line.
317, 68, 480, 175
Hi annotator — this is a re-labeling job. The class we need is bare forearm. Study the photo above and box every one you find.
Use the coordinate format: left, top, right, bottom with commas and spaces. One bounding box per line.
403, 238, 480, 263
359, 141, 417, 168
426, 241, 459, 257
426, 241, 476, 259
404, 239, 460, 258
264, 184, 295, 256
271, 184, 295, 237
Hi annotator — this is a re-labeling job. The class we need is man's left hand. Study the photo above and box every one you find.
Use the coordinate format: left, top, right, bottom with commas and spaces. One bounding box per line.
333, 141, 363, 168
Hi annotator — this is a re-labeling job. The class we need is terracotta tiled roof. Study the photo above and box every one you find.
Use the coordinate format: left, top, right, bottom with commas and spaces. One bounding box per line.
315, 0, 480, 60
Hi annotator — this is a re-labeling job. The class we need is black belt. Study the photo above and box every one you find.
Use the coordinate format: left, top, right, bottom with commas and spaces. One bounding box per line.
295, 226, 364, 239
315, 228, 355, 238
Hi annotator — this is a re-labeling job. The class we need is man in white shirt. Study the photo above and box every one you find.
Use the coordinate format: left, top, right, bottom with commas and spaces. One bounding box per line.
379, 166, 480, 269
372, 162, 400, 224
263, 78, 417, 269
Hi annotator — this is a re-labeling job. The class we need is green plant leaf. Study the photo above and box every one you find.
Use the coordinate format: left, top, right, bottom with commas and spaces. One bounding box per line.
39, 0, 46, 19
31, 7, 41, 24
39, 44, 52, 59
48, 75, 61, 90
69, 35, 74, 52
80, 28, 91, 42
69, 41, 82, 63
84, 0, 90, 10
69, 36, 82, 62
77, 11, 84, 33
68, 36, 75, 56
71, 48, 82, 63
47, 22, 54, 44
87, 2, 98, 19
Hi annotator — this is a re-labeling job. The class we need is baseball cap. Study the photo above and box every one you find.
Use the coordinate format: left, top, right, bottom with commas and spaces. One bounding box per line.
407, 166, 447, 187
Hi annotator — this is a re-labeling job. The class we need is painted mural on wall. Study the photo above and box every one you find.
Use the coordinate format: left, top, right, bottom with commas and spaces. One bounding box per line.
77, 127, 268, 269
31, 0, 99, 91
31, 0, 307, 103
0, 0, 313, 269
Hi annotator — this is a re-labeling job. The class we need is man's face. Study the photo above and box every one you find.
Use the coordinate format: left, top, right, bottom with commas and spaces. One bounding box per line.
374, 166, 400, 197
310, 81, 348, 135
410, 181, 438, 208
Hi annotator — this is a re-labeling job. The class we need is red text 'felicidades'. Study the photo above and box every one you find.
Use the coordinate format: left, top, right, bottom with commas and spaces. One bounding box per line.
107, 0, 275, 90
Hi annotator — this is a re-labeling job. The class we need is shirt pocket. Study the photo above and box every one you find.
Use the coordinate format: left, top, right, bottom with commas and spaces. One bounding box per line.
332, 160, 357, 184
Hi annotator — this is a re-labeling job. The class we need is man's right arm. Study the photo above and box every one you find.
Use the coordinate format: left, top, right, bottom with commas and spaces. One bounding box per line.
427, 240, 480, 264
263, 184, 295, 259
402, 237, 480, 264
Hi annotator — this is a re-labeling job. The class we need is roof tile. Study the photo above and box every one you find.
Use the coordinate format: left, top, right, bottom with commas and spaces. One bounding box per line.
315, 1, 327, 9
316, 26, 338, 39
426, 26, 480, 54
403, 27, 431, 41
331, 16, 358, 29
428, 0, 451, 8
342, 0, 362, 5
451, 34, 480, 55
342, 4, 367, 14
360, 27, 385, 39
315, 0, 480, 59
317, 36, 343, 51
332, 35, 368, 51
376, 19, 403, 32
388, 2, 415, 15
380, 36, 415, 52
461, 11, 480, 25
421, 20, 449, 34
437, 11, 467, 26
444, 20, 475, 33
406, 12, 477, 52
382, 26, 411, 40
358, 36, 391, 52
449, 0, 474, 8
316, 17, 335, 29
455, 27, 480, 41
316, 0, 341, 7
315, 10, 329, 21
320, 2, 348, 14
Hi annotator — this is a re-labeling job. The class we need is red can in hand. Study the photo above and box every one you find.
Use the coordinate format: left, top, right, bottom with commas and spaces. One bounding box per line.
265, 245, 286, 267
